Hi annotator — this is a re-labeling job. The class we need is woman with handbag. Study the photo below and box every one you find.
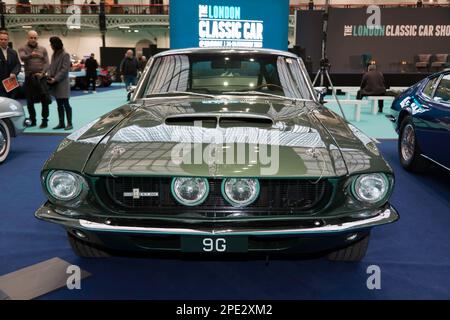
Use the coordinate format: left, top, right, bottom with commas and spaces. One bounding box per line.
47, 36, 73, 130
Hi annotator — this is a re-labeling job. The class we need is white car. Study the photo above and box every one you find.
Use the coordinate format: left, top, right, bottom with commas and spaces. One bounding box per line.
0, 97, 28, 164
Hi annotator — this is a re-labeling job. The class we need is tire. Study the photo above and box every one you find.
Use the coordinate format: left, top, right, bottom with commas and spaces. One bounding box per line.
95, 77, 103, 88
0, 119, 11, 164
398, 116, 428, 172
327, 234, 370, 262
67, 232, 110, 258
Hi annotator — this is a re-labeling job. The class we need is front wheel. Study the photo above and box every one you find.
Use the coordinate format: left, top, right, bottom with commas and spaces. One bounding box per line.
327, 234, 370, 262
0, 119, 11, 164
398, 116, 427, 172
95, 77, 103, 88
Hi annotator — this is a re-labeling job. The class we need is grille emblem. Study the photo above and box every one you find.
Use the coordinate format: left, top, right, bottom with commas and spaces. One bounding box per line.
123, 188, 159, 199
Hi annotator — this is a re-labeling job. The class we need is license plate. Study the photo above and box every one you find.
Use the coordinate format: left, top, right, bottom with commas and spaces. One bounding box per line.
181, 236, 248, 253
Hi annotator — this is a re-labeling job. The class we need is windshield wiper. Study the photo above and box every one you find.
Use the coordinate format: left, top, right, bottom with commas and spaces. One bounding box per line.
145, 91, 216, 99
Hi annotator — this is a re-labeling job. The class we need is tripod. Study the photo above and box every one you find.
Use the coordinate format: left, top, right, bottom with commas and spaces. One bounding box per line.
311, 0, 347, 121
312, 59, 347, 121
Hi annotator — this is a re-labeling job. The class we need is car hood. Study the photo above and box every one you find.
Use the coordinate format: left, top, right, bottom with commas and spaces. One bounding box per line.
78, 97, 388, 178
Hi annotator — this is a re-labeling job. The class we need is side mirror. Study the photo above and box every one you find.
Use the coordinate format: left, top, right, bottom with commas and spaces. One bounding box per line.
314, 86, 327, 103
127, 85, 136, 101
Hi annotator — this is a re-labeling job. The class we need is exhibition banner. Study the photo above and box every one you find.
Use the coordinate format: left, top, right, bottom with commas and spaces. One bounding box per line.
170, 0, 289, 50
325, 7, 450, 73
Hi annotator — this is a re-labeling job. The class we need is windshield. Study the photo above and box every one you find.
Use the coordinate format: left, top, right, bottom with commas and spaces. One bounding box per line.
139, 52, 314, 100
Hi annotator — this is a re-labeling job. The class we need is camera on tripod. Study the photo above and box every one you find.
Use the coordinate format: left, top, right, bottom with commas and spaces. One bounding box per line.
320, 58, 331, 70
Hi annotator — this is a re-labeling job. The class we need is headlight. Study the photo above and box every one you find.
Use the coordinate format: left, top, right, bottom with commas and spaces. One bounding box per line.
46, 170, 84, 201
171, 177, 209, 206
352, 173, 389, 204
222, 178, 260, 207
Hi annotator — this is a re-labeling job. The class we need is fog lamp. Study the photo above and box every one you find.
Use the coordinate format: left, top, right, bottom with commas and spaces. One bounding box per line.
171, 177, 209, 206
222, 178, 260, 207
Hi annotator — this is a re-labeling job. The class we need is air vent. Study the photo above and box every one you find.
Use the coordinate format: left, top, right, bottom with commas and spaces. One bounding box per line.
165, 116, 217, 128
219, 116, 273, 128
164, 114, 274, 128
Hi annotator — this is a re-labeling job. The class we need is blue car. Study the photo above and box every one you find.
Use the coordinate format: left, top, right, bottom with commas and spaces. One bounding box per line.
389, 70, 450, 172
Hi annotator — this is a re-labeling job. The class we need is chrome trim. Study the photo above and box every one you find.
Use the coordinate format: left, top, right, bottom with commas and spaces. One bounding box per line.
133, 56, 155, 101
296, 57, 319, 103
165, 112, 275, 121
75, 207, 398, 236
421, 154, 450, 171
152, 47, 300, 60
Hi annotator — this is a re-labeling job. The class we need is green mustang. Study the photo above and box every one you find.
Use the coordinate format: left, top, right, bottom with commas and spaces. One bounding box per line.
35, 48, 398, 261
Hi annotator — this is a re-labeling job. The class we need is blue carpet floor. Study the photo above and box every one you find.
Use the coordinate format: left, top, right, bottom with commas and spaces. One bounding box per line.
0, 136, 450, 299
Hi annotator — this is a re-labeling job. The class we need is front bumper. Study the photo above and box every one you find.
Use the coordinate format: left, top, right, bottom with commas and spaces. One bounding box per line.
35, 202, 399, 253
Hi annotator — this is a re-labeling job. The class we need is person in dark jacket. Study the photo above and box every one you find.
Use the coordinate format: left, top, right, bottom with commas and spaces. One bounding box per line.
357, 64, 386, 113
138, 55, 147, 73
47, 37, 73, 130
84, 53, 98, 93
19, 30, 50, 128
120, 50, 139, 91
0, 31, 21, 98
89, 0, 97, 13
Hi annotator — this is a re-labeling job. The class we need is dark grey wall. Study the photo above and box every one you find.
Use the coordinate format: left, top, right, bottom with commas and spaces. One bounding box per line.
295, 10, 324, 72
100, 47, 135, 68
326, 7, 450, 73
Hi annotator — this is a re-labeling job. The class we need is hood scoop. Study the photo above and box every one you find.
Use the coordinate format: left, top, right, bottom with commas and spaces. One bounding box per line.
165, 115, 217, 128
165, 113, 274, 129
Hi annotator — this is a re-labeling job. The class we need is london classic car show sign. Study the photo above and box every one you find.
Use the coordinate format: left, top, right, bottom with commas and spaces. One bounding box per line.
325, 7, 450, 72
170, 0, 289, 50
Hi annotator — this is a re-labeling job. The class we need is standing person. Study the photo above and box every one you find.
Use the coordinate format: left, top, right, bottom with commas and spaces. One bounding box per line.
0, 30, 21, 98
19, 30, 51, 128
84, 53, 98, 93
89, 0, 97, 14
138, 55, 147, 73
137, 55, 147, 81
47, 36, 73, 130
357, 64, 386, 113
120, 49, 138, 91
81, 0, 89, 14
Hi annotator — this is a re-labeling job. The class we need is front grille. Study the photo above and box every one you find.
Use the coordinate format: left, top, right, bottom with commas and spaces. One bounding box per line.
96, 177, 332, 218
